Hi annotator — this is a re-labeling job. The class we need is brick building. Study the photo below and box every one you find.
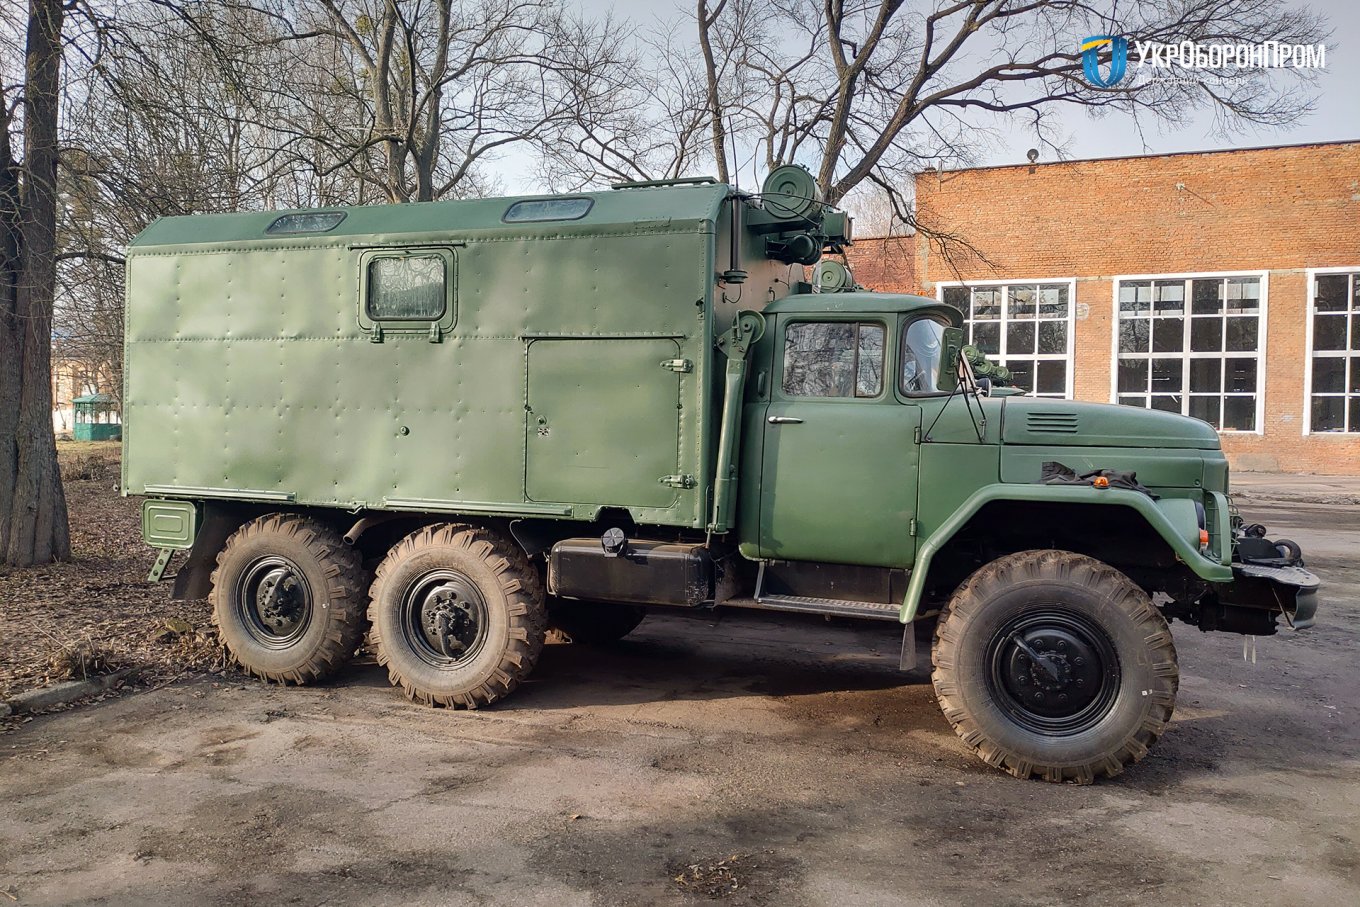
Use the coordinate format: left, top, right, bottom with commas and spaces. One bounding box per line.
850, 140, 1360, 474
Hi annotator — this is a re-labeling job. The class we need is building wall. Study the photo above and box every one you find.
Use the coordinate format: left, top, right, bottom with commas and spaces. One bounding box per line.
849, 141, 1360, 474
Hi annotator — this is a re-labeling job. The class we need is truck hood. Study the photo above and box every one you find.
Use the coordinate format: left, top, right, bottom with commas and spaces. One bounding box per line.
1001, 398, 1221, 450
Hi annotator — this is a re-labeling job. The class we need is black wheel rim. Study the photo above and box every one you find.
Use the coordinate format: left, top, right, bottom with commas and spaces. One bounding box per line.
985, 608, 1121, 736
236, 555, 313, 648
400, 569, 490, 668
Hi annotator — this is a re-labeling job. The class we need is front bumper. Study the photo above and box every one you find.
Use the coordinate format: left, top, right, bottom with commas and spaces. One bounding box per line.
1230, 562, 1320, 629
1204, 561, 1321, 634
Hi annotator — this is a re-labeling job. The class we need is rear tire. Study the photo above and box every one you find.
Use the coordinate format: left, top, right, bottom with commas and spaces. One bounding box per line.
931, 550, 1178, 783
369, 524, 547, 708
547, 599, 646, 644
210, 513, 368, 684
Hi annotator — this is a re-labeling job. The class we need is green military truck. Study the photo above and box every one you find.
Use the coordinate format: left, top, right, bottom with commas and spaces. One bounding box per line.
123, 167, 1319, 782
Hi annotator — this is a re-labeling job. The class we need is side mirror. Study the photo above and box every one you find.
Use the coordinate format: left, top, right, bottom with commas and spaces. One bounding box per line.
941, 326, 964, 383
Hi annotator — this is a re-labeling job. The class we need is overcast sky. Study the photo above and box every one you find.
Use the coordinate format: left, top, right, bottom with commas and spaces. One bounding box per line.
498, 0, 1358, 189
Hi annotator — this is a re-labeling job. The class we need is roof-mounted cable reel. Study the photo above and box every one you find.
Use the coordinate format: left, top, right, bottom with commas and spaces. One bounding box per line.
761, 164, 824, 223
759, 165, 833, 266
814, 260, 856, 293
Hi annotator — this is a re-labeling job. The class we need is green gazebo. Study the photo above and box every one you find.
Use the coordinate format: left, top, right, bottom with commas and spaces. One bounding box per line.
72, 393, 121, 441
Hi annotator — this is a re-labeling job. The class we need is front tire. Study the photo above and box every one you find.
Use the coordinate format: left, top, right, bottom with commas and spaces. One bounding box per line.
932, 550, 1178, 783
369, 524, 547, 708
209, 514, 368, 684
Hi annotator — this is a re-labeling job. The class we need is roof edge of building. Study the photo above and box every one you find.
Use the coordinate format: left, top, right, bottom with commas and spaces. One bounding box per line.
916, 137, 1360, 177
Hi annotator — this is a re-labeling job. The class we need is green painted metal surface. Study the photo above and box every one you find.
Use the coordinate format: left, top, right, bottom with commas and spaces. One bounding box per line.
141, 498, 199, 549
123, 184, 796, 528
754, 310, 921, 566
525, 338, 683, 508
1000, 397, 1220, 450
900, 484, 1236, 623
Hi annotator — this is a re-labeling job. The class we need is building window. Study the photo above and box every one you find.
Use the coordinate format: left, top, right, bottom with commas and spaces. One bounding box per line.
1309, 271, 1360, 432
1114, 275, 1264, 432
941, 282, 1073, 398
781, 321, 885, 398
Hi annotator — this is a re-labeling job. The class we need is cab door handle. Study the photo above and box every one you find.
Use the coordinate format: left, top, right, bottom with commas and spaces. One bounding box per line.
767, 416, 804, 424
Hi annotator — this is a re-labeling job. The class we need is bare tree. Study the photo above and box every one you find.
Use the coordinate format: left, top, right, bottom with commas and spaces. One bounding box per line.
673, 0, 1330, 221
536, 25, 711, 189
541, 0, 1327, 221
168, 0, 634, 204
697, 0, 735, 182
1, 0, 70, 566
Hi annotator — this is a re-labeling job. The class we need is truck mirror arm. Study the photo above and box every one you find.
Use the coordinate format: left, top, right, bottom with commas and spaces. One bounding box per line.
923, 348, 987, 444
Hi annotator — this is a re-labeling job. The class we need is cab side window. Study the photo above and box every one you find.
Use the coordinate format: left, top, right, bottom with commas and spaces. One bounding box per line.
782, 322, 885, 398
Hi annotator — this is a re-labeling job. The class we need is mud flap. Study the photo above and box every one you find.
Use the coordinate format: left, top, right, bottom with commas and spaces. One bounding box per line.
899, 623, 917, 671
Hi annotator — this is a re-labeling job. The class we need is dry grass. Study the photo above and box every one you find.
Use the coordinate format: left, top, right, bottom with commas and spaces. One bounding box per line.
0, 442, 232, 704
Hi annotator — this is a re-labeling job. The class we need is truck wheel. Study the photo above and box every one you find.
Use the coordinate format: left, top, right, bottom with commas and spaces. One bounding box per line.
931, 550, 1178, 783
368, 524, 547, 708
547, 599, 646, 644
210, 514, 368, 684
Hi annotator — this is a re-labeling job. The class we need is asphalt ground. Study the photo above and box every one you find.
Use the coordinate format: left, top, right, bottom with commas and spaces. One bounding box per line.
2, 497, 1357, 906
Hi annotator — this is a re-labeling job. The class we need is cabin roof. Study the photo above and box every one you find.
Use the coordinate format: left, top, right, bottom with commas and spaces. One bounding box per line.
766, 292, 961, 322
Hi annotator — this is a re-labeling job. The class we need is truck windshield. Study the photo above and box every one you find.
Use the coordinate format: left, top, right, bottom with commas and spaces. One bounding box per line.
900, 317, 949, 394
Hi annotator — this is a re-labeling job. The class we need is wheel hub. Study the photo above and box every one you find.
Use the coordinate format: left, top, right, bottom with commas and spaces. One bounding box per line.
986, 609, 1120, 735
236, 556, 313, 648
402, 570, 489, 667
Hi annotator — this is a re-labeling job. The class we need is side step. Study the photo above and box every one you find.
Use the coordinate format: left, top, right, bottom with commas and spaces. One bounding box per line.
723, 594, 901, 621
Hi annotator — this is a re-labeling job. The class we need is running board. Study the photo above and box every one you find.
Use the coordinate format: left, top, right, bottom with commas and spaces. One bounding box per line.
723, 594, 901, 621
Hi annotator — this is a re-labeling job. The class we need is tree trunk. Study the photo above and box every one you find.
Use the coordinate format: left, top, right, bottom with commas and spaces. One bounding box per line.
697, 0, 730, 184
0, 97, 20, 560
0, 0, 71, 567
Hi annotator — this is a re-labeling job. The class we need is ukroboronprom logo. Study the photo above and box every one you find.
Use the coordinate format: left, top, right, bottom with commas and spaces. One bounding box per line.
1080, 35, 1130, 87
1080, 35, 1327, 87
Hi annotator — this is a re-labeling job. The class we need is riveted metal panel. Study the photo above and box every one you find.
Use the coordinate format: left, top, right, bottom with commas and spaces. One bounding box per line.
526, 338, 683, 509
123, 188, 731, 529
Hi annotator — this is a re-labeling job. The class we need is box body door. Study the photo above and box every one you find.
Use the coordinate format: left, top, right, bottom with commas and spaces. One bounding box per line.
526, 338, 683, 509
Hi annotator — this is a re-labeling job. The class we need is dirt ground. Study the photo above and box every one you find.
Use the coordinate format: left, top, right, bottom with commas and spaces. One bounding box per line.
0, 442, 225, 701
2, 494, 1358, 905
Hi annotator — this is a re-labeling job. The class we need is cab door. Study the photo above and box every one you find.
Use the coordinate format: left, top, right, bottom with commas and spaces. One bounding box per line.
757, 317, 920, 567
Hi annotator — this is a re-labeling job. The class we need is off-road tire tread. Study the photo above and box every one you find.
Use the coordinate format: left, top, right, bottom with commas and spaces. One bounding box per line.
931, 549, 1179, 784
209, 513, 369, 684
367, 523, 546, 709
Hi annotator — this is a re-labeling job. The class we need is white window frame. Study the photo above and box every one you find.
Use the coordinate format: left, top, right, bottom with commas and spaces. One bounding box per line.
935, 277, 1077, 398
1303, 266, 1360, 436
1108, 270, 1269, 435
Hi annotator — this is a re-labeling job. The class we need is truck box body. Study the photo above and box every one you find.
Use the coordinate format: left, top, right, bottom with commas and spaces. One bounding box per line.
122, 185, 784, 529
